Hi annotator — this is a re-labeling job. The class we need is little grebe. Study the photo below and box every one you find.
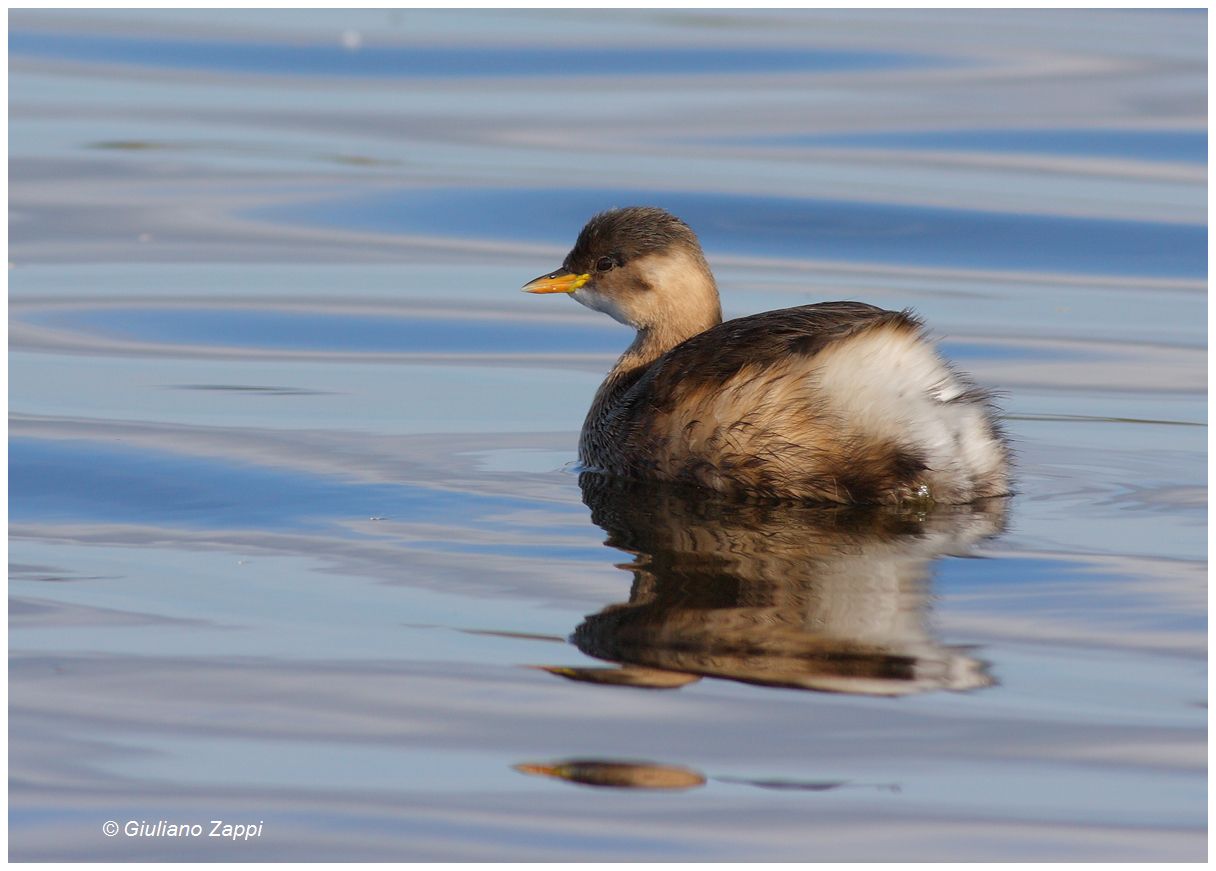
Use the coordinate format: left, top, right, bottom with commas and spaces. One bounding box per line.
524, 206, 1009, 504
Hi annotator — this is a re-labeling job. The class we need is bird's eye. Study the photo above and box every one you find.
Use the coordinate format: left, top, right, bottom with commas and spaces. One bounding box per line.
595, 256, 616, 272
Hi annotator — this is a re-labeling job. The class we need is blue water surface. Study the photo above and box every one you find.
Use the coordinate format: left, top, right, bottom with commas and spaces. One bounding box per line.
9, 29, 939, 79
28, 307, 1059, 361
745, 129, 1208, 164
28, 308, 625, 354
262, 187, 1207, 279
10, 437, 526, 533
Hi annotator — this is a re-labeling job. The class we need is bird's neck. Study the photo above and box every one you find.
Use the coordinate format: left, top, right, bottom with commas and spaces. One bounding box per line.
583, 252, 722, 453
593, 299, 723, 419
620, 320, 710, 371
618, 253, 723, 373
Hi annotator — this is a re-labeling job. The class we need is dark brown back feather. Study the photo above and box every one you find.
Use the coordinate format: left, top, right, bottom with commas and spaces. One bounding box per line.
641, 301, 909, 400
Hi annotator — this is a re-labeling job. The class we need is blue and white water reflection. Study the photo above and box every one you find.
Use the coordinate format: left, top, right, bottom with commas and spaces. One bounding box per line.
268, 186, 1207, 277
9, 8, 1206, 862
743, 129, 1208, 164
10, 28, 939, 79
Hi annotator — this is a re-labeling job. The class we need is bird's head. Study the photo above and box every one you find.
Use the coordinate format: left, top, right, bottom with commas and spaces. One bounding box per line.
523, 206, 721, 334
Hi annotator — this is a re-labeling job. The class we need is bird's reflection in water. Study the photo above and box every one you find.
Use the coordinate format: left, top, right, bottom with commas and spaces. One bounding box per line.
540, 473, 1009, 697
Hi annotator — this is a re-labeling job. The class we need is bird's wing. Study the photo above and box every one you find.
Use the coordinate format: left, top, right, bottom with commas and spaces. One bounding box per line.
632, 302, 914, 408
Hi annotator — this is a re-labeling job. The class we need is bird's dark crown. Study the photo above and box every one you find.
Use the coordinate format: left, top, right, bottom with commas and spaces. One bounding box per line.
564, 206, 702, 273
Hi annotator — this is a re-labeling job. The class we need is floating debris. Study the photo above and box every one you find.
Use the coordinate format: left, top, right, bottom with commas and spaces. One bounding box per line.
514, 759, 706, 791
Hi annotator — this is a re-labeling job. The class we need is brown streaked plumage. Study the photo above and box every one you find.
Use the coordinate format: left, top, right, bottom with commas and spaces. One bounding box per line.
524, 206, 1010, 504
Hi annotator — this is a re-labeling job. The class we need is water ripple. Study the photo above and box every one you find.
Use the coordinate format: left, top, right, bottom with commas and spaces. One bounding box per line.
259, 187, 1206, 278
735, 129, 1208, 164
10, 30, 943, 79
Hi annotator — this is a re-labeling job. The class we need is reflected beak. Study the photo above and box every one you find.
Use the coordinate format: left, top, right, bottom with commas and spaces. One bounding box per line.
522, 270, 590, 294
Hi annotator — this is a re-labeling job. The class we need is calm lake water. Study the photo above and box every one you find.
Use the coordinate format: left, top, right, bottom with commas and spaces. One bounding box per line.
9, 9, 1206, 862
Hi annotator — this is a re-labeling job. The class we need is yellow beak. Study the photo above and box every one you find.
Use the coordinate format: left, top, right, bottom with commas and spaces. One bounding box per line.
522, 270, 590, 294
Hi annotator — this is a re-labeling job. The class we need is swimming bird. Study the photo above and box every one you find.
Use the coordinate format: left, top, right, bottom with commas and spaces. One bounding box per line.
523, 207, 1009, 504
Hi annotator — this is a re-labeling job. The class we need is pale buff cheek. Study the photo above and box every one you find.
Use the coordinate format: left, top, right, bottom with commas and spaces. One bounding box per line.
634, 252, 719, 330
569, 250, 719, 335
